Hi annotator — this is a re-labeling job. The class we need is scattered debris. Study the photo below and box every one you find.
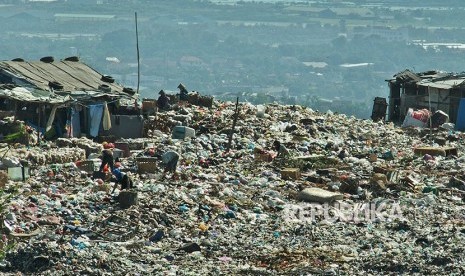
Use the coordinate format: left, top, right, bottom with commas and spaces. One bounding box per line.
0, 99, 464, 275
297, 187, 344, 203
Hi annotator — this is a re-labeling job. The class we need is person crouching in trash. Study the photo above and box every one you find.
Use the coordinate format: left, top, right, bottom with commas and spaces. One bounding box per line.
273, 140, 290, 158
161, 150, 180, 180
272, 140, 292, 166
111, 162, 133, 193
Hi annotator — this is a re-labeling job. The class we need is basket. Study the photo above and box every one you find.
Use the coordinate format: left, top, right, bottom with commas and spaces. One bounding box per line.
254, 153, 273, 162
136, 157, 158, 174
142, 100, 157, 113
78, 159, 100, 173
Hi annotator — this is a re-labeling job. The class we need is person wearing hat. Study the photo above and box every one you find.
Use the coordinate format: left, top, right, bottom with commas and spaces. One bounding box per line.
157, 89, 170, 111
178, 83, 189, 101
111, 162, 133, 193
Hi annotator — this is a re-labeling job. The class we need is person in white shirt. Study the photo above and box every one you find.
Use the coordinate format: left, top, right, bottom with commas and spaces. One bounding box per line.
273, 140, 290, 158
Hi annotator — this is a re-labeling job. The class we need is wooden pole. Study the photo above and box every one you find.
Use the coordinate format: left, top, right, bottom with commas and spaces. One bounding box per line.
13, 101, 18, 122
428, 86, 432, 138
37, 105, 41, 143
135, 12, 140, 96
227, 97, 239, 151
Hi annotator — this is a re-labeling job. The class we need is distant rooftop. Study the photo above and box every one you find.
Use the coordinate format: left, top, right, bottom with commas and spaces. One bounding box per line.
54, 13, 115, 20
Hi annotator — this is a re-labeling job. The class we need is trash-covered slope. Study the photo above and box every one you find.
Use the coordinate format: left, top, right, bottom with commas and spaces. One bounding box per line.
0, 101, 464, 275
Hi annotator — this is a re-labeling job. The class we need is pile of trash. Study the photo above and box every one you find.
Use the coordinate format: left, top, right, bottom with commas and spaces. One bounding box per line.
0, 100, 464, 275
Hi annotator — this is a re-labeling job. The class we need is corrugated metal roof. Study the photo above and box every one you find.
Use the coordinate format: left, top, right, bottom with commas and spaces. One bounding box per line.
418, 78, 465, 89
392, 69, 422, 83
0, 59, 127, 96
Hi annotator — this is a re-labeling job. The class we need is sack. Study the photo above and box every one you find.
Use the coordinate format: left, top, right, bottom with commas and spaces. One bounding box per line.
402, 108, 430, 128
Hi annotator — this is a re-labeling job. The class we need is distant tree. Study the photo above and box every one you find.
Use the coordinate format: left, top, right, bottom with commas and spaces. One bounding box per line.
339, 19, 347, 33
319, 8, 337, 18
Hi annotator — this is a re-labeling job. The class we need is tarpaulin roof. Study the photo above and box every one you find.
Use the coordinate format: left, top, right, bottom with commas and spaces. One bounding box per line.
0, 59, 131, 97
0, 86, 70, 104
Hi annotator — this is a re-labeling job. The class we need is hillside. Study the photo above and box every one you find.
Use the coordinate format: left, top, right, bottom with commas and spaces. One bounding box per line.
0, 99, 463, 274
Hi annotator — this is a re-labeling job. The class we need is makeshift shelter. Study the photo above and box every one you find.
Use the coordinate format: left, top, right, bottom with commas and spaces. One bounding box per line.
0, 57, 143, 139
386, 69, 465, 124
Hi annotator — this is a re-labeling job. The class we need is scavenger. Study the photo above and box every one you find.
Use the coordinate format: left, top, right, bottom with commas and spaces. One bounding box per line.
111, 162, 134, 193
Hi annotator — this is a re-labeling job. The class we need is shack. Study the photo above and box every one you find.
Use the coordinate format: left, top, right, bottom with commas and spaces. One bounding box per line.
0, 56, 144, 140
386, 69, 465, 124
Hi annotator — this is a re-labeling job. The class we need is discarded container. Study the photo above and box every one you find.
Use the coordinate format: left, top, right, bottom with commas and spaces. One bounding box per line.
118, 190, 138, 209
114, 142, 130, 157
78, 159, 100, 173
431, 110, 449, 128
136, 157, 158, 174
254, 153, 273, 162
172, 126, 195, 139
281, 168, 301, 180
413, 146, 457, 157
142, 99, 157, 114
8, 166, 30, 181
112, 149, 124, 159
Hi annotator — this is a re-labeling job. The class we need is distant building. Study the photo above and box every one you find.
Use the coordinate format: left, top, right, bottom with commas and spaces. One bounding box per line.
302, 61, 328, 69
352, 26, 409, 41
28, 0, 60, 2
386, 69, 465, 123
54, 13, 116, 22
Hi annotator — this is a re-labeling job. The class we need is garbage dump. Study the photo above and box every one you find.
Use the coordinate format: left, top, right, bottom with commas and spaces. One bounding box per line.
0, 100, 464, 275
